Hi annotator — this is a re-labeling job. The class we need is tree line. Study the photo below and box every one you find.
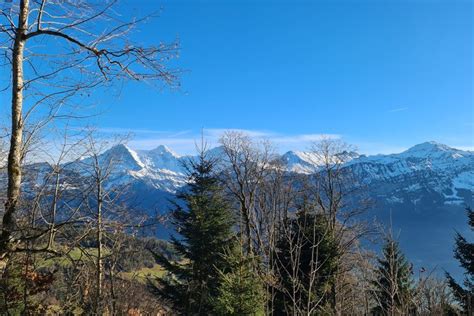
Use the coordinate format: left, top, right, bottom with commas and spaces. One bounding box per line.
145, 134, 473, 316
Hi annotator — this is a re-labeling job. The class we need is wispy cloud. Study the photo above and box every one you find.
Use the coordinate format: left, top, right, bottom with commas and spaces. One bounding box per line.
387, 107, 409, 113
40, 126, 474, 156
271, 134, 340, 144
204, 128, 271, 139
80, 126, 192, 137
107, 128, 342, 155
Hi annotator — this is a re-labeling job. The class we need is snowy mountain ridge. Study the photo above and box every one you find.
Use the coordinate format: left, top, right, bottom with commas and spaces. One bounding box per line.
80, 141, 473, 207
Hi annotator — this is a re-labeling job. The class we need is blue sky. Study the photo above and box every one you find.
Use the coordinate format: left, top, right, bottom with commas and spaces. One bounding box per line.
2, 0, 473, 155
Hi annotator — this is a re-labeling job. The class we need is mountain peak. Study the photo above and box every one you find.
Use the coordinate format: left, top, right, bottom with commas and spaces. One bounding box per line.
103, 144, 145, 170
105, 144, 136, 158
406, 141, 452, 152
281, 150, 320, 174
402, 141, 456, 158
149, 145, 180, 158
108, 143, 130, 152
137, 145, 183, 173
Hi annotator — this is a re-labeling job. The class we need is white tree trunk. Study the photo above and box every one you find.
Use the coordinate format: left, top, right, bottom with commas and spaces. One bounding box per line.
0, 0, 29, 263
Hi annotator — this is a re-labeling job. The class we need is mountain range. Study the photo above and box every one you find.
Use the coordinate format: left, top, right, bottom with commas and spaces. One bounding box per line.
88, 141, 472, 208
16, 141, 474, 276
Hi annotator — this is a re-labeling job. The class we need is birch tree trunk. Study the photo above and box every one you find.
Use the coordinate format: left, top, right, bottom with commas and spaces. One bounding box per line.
0, 0, 29, 265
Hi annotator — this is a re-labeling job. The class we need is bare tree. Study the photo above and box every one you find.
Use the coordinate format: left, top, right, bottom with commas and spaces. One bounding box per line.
0, 126, 92, 313
256, 158, 300, 314
308, 138, 372, 314
218, 134, 374, 315
414, 274, 457, 315
0, 0, 179, 267
74, 135, 147, 313
219, 131, 274, 256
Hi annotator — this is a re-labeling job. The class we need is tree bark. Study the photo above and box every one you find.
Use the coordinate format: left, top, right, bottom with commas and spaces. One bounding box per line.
0, 0, 29, 263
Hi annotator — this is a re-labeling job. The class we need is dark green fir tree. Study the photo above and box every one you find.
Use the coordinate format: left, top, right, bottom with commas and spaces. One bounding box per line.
446, 206, 474, 315
149, 150, 235, 315
372, 236, 414, 315
273, 211, 339, 315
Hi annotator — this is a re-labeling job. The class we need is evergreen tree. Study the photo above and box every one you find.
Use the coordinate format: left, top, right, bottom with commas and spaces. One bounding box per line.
446, 206, 474, 314
273, 211, 339, 315
214, 243, 265, 315
372, 237, 414, 315
150, 151, 235, 315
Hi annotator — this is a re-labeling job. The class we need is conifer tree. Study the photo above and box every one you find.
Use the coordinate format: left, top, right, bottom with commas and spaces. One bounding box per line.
150, 150, 235, 315
273, 211, 339, 315
372, 237, 414, 315
214, 243, 265, 315
446, 206, 474, 314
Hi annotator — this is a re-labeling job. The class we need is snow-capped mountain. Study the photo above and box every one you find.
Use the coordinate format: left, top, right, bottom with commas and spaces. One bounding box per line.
281, 151, 322, 173
66, 141, 472, 210
345, 141, 473, 206
282, 150, 360, 174
70, 144, 187, 194
137, 145, 184, 174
